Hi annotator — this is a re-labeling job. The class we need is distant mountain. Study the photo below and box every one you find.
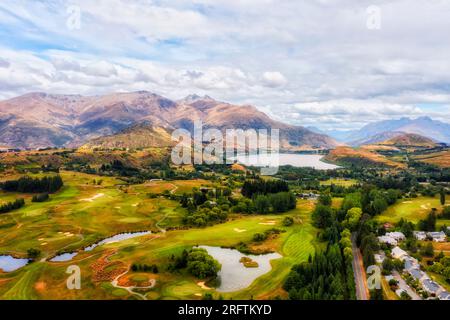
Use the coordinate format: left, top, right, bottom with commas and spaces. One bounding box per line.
0, 91, 339, 150
381, 133, 437, 148
347, 117, 450, 145
350, 131, 404, 146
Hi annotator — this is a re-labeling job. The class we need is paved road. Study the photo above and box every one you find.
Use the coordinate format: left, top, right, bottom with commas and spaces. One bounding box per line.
392, 271, 422, 300
351, 234, 369, 300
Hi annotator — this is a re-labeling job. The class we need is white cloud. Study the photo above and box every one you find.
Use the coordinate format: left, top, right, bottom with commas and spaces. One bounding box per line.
262, 72, 287, 88
0, 0, 449, 128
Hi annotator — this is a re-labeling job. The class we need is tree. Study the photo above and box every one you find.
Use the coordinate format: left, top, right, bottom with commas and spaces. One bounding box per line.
344, 207, 362, 230
186, 248, 221, 279
440, 188, 446, 206
418, 212, 437, 232
318, 193, 332, 206
311, 204, 333, 229
27, 248, 41, 260
421, 242, 434, 257
254, 195, 270, 214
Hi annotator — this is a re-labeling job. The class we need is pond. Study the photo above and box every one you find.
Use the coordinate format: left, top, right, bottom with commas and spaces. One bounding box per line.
50, 231, 151, 262
199, 246, 282, 292
50, 252, 78, 262
84, 231, 151, 251
234, 153, 340, 170
0, 255, 29, 272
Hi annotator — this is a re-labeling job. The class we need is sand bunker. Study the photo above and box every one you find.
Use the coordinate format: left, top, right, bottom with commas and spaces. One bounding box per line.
234, 228, 247, 233
421, 205, 429, 209
132, 203, 139, 207
81, 193, 104, 202
197, 281, 212, 290
259, 221, 276, 225
402, 201, 413, 204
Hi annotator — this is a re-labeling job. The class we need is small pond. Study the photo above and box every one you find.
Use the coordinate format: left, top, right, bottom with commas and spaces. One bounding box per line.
0, 255, 29, 272
50, 231, 151, 262
199, 246, 282, 292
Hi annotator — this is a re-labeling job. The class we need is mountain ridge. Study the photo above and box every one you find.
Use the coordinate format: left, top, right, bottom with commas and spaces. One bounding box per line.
0, 91, 339, 150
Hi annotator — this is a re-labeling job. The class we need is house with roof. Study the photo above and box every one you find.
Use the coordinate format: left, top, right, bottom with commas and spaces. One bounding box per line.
421, 278, 443, 297
391, 246, 408, 260
403, 256, 419, 271
408, 268, 428, 282
413, 231, 427, 241
378, 235, 398, 246
386, 232, 405, 241
374, 252, 386, 264
438, 291, 450, 300
427, 231, 447, 242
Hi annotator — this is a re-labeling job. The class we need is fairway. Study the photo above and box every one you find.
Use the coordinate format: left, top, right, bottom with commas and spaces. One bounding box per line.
320, 179, 358, 187
377, 196, 446, 224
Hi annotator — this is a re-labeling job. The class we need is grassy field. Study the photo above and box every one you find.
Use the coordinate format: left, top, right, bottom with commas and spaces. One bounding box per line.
320, 179, 358, 187
376, 196, 447, 224
0, 171, 319, 300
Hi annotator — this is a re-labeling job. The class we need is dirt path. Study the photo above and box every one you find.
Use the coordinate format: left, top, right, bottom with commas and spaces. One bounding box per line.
111, 268, 156, 300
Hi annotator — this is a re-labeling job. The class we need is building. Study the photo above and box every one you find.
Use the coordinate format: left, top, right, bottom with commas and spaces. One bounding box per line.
378, 235, 398, 246
438, 291, 450, 300
421, 278, 443, 297
408, 268, 428, 282
374, 252, 386, 264
427, 231, 447, 242
386, 232, 406, 241
413, 231, 427, 241
391, 246, 408, 260
403, 256, 419, 271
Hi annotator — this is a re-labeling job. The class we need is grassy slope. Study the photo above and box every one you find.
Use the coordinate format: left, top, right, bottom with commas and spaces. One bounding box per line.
376, 196, 448, 224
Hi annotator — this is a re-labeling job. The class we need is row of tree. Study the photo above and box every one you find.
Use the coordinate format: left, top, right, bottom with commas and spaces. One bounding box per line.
241, 179, 289, 198
0, 198, 25, 214
1, 175, 63, 193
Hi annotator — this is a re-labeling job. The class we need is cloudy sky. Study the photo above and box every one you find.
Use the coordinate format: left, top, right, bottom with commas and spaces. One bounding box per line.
0, 0, 449, 130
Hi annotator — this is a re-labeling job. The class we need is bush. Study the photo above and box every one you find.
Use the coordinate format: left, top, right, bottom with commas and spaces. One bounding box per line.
283, 216, 294, 227
253, 233, 267, 242
32, 193, 49, 202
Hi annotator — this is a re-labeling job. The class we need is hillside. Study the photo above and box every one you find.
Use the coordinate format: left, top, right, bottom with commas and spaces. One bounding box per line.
413, 150, 450, 168
81, 122, 174, 150
325, 146, 405, 168
381, 133, 437, 148
0, 92, 338, 150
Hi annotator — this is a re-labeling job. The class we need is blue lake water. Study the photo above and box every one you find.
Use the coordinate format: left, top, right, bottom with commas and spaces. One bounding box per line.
234, 153, 340, 170
0, 255, 29, 272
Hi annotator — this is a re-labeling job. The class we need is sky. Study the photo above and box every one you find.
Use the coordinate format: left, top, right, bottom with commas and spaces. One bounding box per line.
0, 0, 449, 131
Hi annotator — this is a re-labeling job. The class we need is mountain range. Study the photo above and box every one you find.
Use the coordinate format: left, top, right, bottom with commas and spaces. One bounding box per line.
0, 92, 338, 150
312, 117, 450, 145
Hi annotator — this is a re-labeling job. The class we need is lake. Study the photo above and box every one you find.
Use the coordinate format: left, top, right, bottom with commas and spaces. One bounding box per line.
0, 255, 29, 272
50, 231, 151, 262
199, 246, 282, 292
234, 153, 340, 170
